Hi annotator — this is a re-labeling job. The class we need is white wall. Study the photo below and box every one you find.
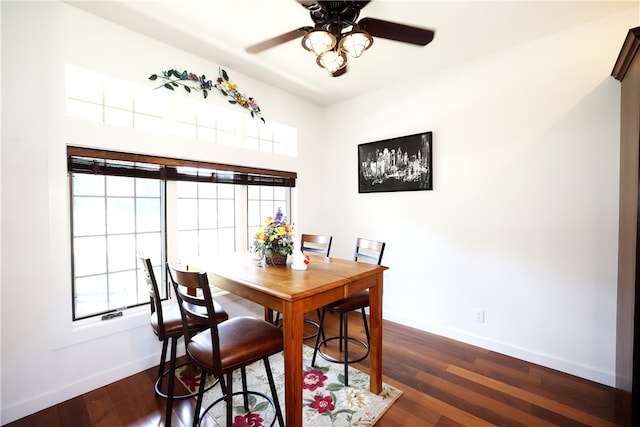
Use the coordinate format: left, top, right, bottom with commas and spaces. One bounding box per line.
0, 1, 322, 423
306, 8, 638, 387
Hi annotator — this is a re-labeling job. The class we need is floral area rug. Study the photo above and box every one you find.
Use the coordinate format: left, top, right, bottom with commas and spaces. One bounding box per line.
176, 345, 402, 427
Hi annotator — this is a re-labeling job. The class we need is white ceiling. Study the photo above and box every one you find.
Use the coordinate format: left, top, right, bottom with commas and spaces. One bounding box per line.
66, 0, 636, 106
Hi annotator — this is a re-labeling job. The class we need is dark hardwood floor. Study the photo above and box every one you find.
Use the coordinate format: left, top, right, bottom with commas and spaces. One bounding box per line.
5, 313, 623, 426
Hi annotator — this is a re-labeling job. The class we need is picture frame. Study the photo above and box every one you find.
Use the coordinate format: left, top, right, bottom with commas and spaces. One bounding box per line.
358, 131, 432, 193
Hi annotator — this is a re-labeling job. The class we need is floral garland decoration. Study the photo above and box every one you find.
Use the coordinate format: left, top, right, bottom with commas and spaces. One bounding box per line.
148, 68, 265, 123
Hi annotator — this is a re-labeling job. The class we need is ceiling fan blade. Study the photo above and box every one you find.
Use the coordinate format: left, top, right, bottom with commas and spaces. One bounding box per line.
358, 17, 434, 46
245, 27, 311, 54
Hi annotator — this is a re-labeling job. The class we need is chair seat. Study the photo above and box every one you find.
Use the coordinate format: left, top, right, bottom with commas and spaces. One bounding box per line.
188, 316, 284, 373
325, 290, 369, 312
151, 301, 228, 337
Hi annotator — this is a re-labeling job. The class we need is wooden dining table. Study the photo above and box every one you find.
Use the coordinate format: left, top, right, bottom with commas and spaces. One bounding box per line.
202, 252, 388, 427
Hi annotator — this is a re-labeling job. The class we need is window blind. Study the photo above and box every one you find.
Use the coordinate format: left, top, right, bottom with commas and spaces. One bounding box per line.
67, 146, 297, 187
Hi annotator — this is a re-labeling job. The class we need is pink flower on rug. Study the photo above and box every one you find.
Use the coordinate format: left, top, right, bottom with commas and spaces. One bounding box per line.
302, 369, 328, 391
309, 395, 335, 414
232, 412, 264, 427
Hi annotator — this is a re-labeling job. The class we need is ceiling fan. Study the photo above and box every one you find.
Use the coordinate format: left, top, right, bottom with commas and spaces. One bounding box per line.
245, 0, 435, 77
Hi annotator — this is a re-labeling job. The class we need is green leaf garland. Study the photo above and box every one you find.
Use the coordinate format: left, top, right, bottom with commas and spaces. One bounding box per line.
148, 67, 265, 123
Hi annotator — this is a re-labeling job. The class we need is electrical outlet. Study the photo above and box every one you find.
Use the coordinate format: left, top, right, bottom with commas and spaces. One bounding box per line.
474, 309, 485, 323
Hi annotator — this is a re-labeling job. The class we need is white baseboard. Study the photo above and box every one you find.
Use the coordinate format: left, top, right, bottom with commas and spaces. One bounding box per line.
383, 312, 615, 387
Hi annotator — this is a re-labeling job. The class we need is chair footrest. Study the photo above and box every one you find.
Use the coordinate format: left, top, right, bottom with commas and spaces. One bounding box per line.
155, 362, 218, 399
315, 336, 370, 365
275, 318, 321, 341
200, 389, 279, 427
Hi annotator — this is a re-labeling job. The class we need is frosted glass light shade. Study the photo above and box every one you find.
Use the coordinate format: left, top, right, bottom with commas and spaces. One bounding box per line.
316, 50, 347, 73
339, 30, 373, 58
302, 30, 337, 56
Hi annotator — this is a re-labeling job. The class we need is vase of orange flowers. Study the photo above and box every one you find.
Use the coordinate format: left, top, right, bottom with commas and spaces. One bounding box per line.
253, 208, 295, 266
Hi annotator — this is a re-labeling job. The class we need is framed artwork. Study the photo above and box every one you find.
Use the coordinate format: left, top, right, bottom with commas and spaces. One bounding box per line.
358, 131, 432, 193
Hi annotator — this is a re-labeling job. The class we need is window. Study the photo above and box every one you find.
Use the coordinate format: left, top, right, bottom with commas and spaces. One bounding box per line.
176, 176, 236, 259
66, 64, 164, 131
68, 147, 296, 321
247, 185, 291, 250
65, 64, 297, 156
71, 172, 164, 320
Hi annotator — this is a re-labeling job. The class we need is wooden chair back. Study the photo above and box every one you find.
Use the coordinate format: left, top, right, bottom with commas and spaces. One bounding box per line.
140, 257, 168, 339
168, 264, 223, 376
354, 238, 385, 265
301, 234, 333, 257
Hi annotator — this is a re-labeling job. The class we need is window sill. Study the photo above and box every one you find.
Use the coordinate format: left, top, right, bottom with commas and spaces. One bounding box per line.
52, 305, 150, 350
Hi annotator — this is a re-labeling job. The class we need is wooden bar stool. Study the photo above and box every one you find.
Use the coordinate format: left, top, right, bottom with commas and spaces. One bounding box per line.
140, 257, 228, 427
169, 263, 285, 427
311, 238, 385, 386
274, 234, 332, 340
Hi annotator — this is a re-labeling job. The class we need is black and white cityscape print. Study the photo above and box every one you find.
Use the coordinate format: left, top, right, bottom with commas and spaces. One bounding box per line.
358, 131, 432, 193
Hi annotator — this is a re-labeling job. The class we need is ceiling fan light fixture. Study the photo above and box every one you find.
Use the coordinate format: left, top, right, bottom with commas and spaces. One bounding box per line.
316, 49, 347, 74
338, 29, 373, 58
246, 2, 436, 78
302, 29, 336, 56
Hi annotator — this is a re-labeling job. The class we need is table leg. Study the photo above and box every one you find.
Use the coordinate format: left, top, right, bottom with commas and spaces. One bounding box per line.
282, 301, 304, 426
368, 274, 383, 394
